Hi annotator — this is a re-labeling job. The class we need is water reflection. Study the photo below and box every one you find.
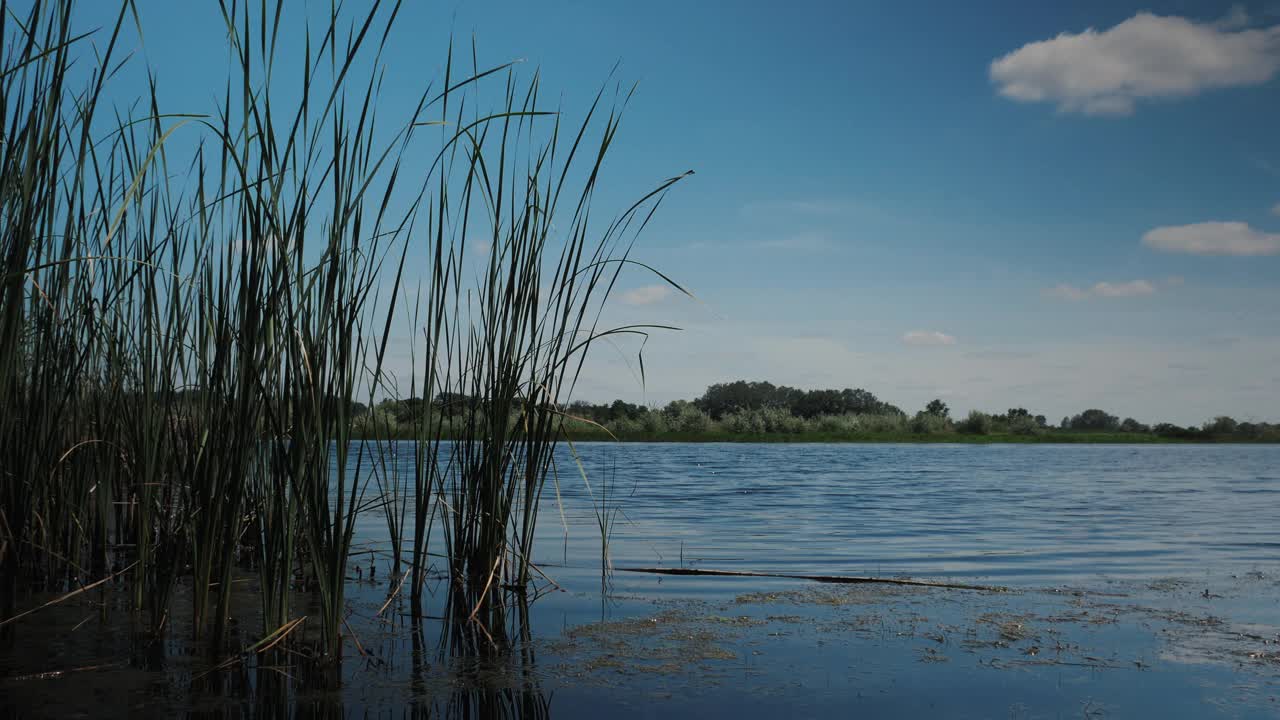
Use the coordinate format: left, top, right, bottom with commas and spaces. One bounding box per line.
406, 685, 551, 720
417, 592, 550, 720
174, 595, 552, 719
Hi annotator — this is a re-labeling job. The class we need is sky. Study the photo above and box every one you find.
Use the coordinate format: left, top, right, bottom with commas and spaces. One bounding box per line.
52, 0, 1280, 425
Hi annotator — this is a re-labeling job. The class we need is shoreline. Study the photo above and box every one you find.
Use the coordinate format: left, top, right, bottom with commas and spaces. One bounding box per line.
354, 430, 1278, 444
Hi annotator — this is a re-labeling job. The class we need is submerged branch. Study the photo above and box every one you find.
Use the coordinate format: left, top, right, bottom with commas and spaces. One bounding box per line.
615, 567, 1007, 592
0, 562, 139, 628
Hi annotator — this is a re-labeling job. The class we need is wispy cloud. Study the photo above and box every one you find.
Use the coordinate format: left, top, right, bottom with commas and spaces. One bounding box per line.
1271, 202, 1280, 216
1253, 156, 1280, 177
1142, 221, 1280, 256
1093, 280, 1157, 297
756, 232, 832, 251
739, 199, 851, 217
686, 232, 833, 253
964, 350, 1036, 361
990, 11, 1280, 116
1044, 280, 1156, 301
619, 285, 671, 306
902, 330, 957, 347
229, 233, 293, 256
1043, 284, 1090, 302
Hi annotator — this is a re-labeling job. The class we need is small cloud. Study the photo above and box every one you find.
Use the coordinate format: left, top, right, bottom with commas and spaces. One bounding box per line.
619, 285, 671, 306
740, 199, 849, 217
685, 231, 833, 252
1142, 221, 1280, 256
1163, 275, 1185, 287
1043, 284, 1090, 301
1271, 202, 1280, 216
756, 232, 832, 251
1093, 279, 1156, 297
989, 11, 1280, 116
902, 330, 957, 347
229, 233, 293, 256
964, 350, 1036, 361
1044, 280, 1156, 301
1254, 157, 1280, 177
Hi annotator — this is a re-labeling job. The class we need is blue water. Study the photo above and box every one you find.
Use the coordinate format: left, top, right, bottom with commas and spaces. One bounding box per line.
580, 442, 1278, 582
5, 442, 1279, 718
352, 442, 1280, 593
332, 442, 1280, 719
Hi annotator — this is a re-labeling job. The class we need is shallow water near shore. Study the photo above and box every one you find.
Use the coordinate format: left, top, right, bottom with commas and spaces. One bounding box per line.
2, 443, 1278, 717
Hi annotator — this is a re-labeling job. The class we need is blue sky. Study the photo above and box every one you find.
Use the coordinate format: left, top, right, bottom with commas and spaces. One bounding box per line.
62, 1, 1280, 424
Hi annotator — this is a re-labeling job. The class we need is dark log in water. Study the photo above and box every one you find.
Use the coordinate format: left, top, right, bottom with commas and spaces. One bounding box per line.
615, 567, 1007, 592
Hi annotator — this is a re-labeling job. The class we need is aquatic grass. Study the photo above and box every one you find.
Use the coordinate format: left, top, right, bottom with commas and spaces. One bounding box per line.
0, 0, 686, 687
198, 0, 434, 654
0, 0, 144, 614
411, 76, 691, 626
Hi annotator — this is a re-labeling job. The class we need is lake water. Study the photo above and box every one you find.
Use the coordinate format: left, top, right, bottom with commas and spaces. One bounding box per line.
4, 442, 1279, 718
531, 442, 1279, 589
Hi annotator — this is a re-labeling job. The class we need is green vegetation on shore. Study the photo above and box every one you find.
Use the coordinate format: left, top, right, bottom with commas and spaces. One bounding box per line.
358, 380, 1280, 443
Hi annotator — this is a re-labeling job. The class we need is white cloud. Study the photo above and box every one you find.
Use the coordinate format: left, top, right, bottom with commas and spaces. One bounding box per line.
619, 285, 671, 306
229, 233, 292, 257
1093, 279, 1157, 297
1142, 221, 1280, 256
1043, 284, 1090, 301
739, 199, 851, 217
902, 330, 957, 347
756, 232, 832, 251
1271, 202, 1280, 216
687, 232, 834, 252
990, 12, 1280, 116
1044, 280, 1156, 301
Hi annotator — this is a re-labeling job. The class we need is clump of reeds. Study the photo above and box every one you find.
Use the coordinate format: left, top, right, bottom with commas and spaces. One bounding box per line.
407, 69, 690, 627
0, 0, 684, 681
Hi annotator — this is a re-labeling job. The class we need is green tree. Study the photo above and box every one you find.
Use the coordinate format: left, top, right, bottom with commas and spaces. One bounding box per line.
695, 380, 787, 419
1006, 408, 1031, 421
1204, 416, 1238, 436
924, 399, 950, 420
1068, 409, 1120, 431
958, 410, 992, 435
1119, 417, 1149, 433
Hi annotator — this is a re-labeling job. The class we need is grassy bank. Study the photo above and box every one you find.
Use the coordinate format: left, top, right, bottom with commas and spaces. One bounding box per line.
364, 388, 1280, 445
560, 430, 1185, 444
356, 428, 1270, 444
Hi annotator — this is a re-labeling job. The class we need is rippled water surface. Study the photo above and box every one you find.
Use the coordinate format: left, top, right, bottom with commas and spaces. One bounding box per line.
5, 442, 1278, 718
434, 442, 1280, 592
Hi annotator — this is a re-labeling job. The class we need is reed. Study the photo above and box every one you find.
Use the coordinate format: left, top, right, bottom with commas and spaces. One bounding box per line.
0, 0, 684, 682
0, 0, 139, 618
405, 63, 690, 624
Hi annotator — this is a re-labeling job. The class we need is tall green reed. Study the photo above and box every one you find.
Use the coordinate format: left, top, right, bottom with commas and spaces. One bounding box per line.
408, 65, 691, 625
0, 0, 686, 676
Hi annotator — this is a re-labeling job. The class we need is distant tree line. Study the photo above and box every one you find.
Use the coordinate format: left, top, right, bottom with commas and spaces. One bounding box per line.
687, 381, 903, 419
355, 381, 1279, 441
